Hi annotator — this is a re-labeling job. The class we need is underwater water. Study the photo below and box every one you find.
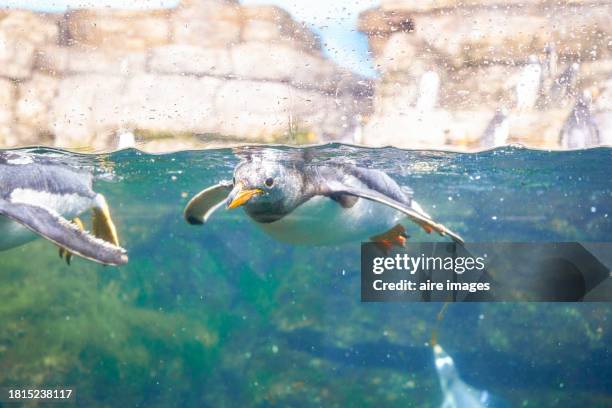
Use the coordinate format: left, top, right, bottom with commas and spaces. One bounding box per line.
0, 145, 610, 407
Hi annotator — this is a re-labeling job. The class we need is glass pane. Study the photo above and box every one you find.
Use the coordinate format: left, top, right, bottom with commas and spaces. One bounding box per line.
0, 1, 610, 407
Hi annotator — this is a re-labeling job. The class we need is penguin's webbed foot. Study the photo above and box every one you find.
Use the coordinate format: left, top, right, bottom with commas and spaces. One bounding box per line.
370, 224, 409, 254
58, 217, 85, 265
418, 222, 434, 234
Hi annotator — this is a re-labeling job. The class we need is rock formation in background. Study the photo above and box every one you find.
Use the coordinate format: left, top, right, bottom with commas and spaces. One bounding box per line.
0, 0, 372, 151
2, 0, 612, 151
358, 0, 612, 149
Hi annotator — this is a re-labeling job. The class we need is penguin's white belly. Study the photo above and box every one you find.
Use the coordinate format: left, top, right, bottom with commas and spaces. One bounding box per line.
0, 216, 36, 250
0, 190, 94, 251
493, 122, 509, 146
255, 196, 404, 245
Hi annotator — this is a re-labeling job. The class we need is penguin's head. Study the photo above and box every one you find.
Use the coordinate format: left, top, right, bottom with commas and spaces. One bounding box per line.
433, 344, 460, 391
226, 157, 307, 223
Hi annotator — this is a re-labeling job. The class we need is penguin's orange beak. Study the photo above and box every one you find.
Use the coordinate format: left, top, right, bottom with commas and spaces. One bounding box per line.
226, 186, 263, 209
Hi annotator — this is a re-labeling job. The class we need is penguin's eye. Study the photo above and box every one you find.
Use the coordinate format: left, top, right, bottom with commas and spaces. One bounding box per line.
264, 177, 274, 188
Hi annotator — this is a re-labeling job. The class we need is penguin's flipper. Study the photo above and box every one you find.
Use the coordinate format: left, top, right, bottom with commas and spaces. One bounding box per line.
320, 182, 465, 244
0, 199, 128, 265
184, 181, 233, 225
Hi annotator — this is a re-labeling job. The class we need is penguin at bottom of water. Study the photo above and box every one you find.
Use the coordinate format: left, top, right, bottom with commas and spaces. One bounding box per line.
184, 152, 464, 247
433, 342, 494, 408
0, 152, 127, 266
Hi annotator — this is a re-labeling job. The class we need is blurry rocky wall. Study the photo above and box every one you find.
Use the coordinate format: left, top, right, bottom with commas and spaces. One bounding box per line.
0, 0, 372, 152
358, 0, 612, 149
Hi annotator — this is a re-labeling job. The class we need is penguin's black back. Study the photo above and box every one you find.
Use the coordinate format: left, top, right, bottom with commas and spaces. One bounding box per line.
0, 153, 95, 200
311, 163, 412, 206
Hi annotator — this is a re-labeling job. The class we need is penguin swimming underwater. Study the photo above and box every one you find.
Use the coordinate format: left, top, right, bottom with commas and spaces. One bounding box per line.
433, 343, 495, 408
0, 152, 127, 265
184, 152, 464, 246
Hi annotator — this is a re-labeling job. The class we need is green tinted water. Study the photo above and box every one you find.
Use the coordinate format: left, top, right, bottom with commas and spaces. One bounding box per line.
0, 145, 610, 407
